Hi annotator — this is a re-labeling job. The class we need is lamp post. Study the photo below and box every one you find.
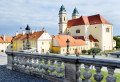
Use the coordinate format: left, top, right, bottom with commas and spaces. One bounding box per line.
66, 39, 70, 56
25, 24, 31, 49
92, 49, 96, 59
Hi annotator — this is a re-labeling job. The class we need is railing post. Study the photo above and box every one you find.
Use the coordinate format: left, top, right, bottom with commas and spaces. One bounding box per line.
64, 60, 82, 82
106, 67, 116, 82
6, 52, 13, 70
94, 66, 104, 82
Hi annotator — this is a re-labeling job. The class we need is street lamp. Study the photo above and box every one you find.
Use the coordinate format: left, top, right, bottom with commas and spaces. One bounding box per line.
92, 49, 96, 59
66, 39, 70, 56
25, 24, 31, 49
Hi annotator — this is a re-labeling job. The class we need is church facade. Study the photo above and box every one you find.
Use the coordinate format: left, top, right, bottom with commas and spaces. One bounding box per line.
59, 5, 114, 51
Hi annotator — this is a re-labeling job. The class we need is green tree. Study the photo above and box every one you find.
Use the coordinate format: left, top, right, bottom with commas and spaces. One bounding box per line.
113, 36, 120, 48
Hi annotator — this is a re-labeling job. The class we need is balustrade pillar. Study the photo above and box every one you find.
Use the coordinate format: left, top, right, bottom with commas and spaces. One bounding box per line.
43, 58, 49, 74
56, 60, 64, 78
76, 64, 82, 82
48, 59, 56, 76
106, 67, 116, 82
6, 52, 13, 70
38, 58, 43, 73
83, 64, 92, 82
94, 66, 104, 82
24, 56, 30, 74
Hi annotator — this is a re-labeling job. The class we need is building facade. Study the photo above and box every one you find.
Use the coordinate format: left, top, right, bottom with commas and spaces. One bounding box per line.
0, 34, 12, 52
12, 29, 52, 53
51, 35, 89, 54
59, 5, 114, 51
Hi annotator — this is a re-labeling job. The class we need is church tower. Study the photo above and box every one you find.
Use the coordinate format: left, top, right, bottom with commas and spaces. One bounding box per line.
72, 8, 79, 19
59, 5, 67, 35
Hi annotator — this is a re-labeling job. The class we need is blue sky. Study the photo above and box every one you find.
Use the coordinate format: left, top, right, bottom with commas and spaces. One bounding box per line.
0, 0, 120, 36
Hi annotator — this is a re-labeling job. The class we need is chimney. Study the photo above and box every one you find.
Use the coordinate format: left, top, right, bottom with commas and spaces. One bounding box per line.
22, 31, 26, 35
3, 34, 5, 41
31, 30, 34, 34
15, 32, 19, 36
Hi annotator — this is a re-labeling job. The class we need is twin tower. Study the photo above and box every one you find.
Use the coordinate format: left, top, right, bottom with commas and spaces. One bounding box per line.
59, 5, 79, 34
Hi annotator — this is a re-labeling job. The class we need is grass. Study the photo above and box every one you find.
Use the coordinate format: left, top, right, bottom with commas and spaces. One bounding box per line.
81, 68, 120, 82
41, 61, 120, 82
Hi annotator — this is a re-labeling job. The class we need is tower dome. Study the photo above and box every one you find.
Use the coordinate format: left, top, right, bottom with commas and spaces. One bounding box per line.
72, 8, 79, 19
59, 5, 66, 14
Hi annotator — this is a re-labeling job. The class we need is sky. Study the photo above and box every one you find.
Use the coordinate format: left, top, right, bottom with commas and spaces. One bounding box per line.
0, 0, 120, 36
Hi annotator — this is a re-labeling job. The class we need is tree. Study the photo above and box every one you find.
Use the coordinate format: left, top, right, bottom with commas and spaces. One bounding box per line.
113, 36, 120, 48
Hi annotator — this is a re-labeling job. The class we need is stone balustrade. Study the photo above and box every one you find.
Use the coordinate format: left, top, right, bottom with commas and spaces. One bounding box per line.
6, 51, 120, 82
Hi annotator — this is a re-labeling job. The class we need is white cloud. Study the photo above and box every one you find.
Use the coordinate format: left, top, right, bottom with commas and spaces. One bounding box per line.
0, 0, 120, 36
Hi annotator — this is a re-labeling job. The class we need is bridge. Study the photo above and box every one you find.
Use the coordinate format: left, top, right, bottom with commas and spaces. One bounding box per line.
5, 51, 120, 82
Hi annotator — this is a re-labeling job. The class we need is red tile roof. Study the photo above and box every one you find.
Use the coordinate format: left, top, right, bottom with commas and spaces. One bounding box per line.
13, 31, 47, 41
88, 14, 111, 25
73, 36, 89, 41
67, 14, 112, 28
53, 35, 87, 47
89, 34, 99, 42
67, 16, 89, 28
0, 36, 13, 43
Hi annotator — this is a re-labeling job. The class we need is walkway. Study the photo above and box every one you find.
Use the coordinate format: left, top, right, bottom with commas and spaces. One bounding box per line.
0, 52, 51, 82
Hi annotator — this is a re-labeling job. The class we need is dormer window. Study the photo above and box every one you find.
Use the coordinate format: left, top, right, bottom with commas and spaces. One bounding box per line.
76, 30, 80, 33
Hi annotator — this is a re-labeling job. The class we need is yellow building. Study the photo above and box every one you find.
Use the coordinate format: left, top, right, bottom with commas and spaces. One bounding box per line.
58, 5, 115, 51
12, 29, 52, 53
0, 34, 12, 52
51, 35, 89, 54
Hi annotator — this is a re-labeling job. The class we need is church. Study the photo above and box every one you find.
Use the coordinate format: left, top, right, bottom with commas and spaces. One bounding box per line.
58, 5, 115, 51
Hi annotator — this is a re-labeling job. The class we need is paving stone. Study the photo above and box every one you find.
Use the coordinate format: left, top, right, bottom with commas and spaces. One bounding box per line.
0, 65, 51, 82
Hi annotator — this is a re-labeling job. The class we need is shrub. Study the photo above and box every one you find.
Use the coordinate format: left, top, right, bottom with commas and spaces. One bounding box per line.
88, 50, 92, 55
82, 50, 87, 54
91, 48, 101, 54
88, 48, 101, 55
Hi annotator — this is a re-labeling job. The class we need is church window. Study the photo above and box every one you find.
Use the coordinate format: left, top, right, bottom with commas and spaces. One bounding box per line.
76, 30, 80, 33
106, 28, 109, 32
64, 17, 65, 21
95, 27, 96, 28
60, 18, 62, 22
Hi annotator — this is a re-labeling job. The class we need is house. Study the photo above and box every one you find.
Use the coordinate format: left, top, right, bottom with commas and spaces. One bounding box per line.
58, 5, 114, 51
51, 35, 89, 54
12, 29, 52, 53
0, 34, 12, 52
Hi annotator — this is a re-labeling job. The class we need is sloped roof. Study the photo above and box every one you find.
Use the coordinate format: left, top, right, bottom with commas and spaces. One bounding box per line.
53, 35, 87, 47
0, 36, 13, 43
88, 14, 111, 25
67, 14, 112, 28
72, 36, 89, 41
67, 16, 89, 28
89, 34, 99, 42
13, 31, 47, 41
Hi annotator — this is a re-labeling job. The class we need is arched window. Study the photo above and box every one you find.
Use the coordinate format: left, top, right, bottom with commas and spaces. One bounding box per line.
60, 18, 62, 22
76, 30, 80, 33
64, 17, 65, 21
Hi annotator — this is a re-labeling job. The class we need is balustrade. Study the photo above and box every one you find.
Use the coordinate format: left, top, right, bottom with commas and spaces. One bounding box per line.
6, 51, 120, 82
